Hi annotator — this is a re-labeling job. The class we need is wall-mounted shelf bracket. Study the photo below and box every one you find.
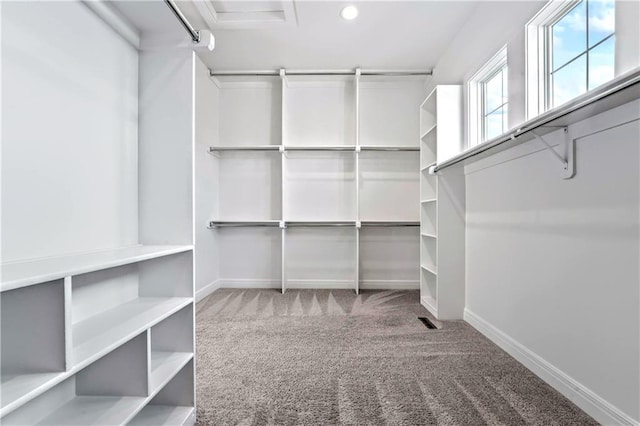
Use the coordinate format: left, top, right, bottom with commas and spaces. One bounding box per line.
532, 127, 574, 179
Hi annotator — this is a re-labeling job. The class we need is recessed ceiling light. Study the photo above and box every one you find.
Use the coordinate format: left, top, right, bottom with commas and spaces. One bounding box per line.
341, 5, 358, 20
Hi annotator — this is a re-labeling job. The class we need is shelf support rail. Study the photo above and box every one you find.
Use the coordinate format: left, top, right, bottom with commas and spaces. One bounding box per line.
531, 127, 574, 179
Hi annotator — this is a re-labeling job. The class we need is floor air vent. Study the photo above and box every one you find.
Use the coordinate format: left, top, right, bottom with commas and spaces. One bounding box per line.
418, 317, 439, 329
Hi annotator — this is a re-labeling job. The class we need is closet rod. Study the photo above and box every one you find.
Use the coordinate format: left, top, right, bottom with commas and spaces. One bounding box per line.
164, 0, 200, 43
209, 69, 432, 77
286, 222, 356, 227
433, 67, 640, 173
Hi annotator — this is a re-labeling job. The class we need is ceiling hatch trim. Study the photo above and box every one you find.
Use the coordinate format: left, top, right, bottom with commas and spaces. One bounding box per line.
193, 0, 298, 29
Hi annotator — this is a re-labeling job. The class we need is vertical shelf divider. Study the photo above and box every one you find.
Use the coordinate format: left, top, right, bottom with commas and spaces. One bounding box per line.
354, 68, 361, 295
280, 69, 287, 294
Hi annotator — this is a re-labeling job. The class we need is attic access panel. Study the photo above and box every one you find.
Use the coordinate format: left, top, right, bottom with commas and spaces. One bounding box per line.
194, 0, 297, 29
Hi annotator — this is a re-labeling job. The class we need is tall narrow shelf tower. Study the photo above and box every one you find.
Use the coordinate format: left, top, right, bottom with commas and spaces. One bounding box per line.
204, 70, 425, 294
419, 85, 466, 320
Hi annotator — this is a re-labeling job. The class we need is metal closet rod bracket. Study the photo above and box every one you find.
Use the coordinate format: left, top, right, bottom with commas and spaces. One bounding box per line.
531, 126, 575, 179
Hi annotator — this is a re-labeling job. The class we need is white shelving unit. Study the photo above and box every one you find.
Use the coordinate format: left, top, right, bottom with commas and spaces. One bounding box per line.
419, 85, 466, 320
1, 45, 197, 424
205, 73, 426, 293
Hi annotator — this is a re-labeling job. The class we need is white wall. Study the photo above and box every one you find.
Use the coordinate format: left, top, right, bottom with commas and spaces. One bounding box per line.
1, 1, 139, 262
464, 101, 639, 425
430, 1, 640, 423
194, 56, 220, 299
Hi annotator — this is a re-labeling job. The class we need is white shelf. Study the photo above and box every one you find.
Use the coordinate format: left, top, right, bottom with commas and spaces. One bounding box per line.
286, 221, 356, 227
360, 221, 420, 227
128, 405, 195, 426
1, 245, 193, 292
72, 297, 192, 369
0, 372, 65, 417
284, 145, 356, 151
209, 220, 281, 228
208, 145, 280, 152
359, 145, 420, 151
36, 395, 146, 425
421, 198, 437, 204
420, 162, 436, 172
420, 124, 437, 140
421, 295, 438, 317
421, 264, 438, 275
150, 352, 193, 393
421, 232, 437, 239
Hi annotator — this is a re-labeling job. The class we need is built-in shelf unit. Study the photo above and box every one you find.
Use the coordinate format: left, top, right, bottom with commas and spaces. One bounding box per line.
1, 43, 197, 424
204, 72, 426, 293
419, 85, 466, 320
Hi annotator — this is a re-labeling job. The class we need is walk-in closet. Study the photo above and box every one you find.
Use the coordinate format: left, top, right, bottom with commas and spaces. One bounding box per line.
1, 0, 639, 425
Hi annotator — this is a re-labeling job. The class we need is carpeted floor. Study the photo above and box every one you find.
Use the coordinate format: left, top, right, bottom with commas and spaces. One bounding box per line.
195, 289, 597, 425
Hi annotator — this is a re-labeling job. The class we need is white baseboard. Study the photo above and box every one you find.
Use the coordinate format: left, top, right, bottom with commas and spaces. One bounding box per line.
360, 280, 419, 290
212, 278, 419, 291
219, 279, 281, 289
464, 309, 638, 426
286, 279, 353, 289
195, 279, 221, 302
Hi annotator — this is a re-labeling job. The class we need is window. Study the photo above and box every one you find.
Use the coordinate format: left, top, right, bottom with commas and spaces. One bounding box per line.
526, 0, 615, 117
468, 46, 508, 146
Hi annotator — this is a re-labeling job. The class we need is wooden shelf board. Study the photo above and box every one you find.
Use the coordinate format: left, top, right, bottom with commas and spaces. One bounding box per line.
1, 245, 193, 292
72, 297, 192, 370
149, 352, 193, 393
36, 395, 146, 425
128, 405, 195, 426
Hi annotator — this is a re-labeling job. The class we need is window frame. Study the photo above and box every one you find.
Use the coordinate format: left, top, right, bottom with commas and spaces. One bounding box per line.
526, 0, 616, 117
467, 46, 508, 147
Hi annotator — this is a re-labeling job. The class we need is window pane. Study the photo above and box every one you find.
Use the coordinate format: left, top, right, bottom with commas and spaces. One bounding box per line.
484, 71, 503, 113
588, 35, 615, 90
502, 67, 508, 105
552, 1, 587, 71
552, 53, 587, 107
484, 107, 504, 140
502, 103, 509, 132
588, 0, 615, 47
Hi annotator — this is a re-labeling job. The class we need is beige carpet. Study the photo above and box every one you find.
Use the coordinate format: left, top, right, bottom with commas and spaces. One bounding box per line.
195, 289, 597, 425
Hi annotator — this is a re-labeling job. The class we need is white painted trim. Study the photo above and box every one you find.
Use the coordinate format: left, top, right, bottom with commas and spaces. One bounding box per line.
81, 0, 140, 49
219, 279, 282, 289
195, 280, 221, 302
464, 309, 639, 426
421, 296, 438, 318
360, 280, 419, 290
283, 279, 354, 289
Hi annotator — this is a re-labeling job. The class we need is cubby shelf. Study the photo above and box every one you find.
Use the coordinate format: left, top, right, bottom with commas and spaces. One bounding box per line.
72, 297, 192, 369
1, 245, 193, 292
129, 405, 195, 426
421, 264, 438, 275
36, 395, 147, 426
149, 352, 193, 392
420, 124, 437, 140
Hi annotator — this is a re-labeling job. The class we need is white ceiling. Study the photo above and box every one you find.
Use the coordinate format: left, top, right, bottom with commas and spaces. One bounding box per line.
112, 0, 479, 71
